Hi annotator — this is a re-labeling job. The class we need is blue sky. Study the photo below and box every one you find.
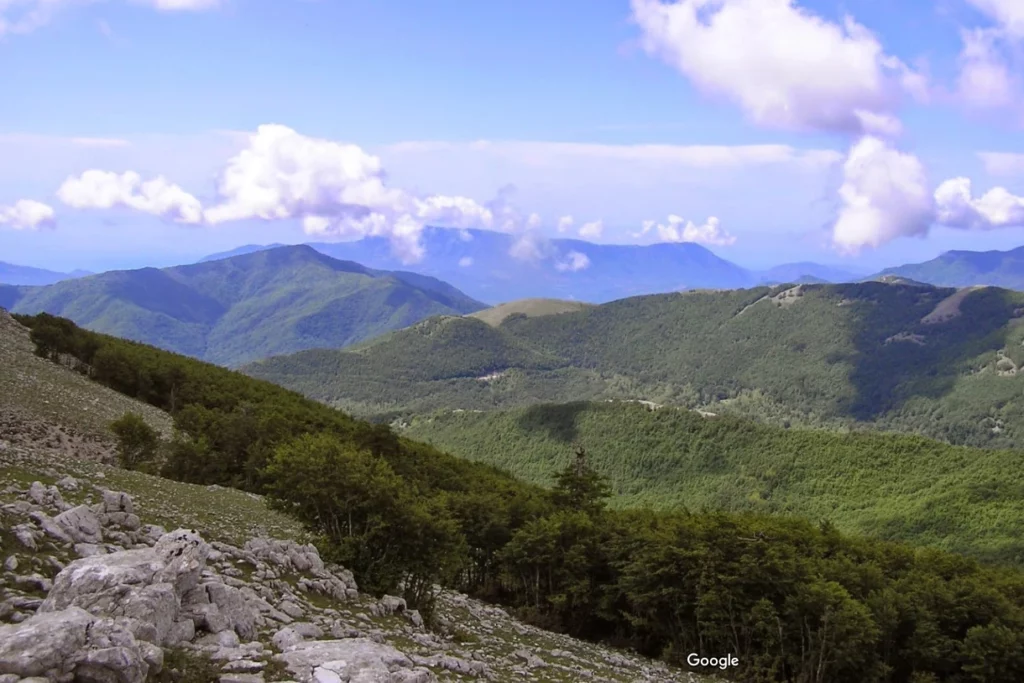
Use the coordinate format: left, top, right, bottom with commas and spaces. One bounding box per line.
2, 0, 1024, 273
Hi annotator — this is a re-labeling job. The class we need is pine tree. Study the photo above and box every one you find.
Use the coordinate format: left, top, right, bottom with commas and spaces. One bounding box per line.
551, 443, 611, 516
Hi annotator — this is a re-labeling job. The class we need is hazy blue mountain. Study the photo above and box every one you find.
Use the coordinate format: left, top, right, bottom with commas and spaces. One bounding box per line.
755, 261, 866, 284
0, 261, 90, 286
875, 246, 1024, 289
199, 243, 288, 262
5, 244, 486, 366
201, 227, 758, 304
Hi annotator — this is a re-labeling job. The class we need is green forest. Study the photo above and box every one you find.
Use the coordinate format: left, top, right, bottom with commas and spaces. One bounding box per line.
245, 282, 1024, 450
402, 401, 1024, 564
15, 311, 1024, 682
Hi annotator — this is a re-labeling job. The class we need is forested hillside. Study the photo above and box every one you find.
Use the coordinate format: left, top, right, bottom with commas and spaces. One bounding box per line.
245, 281, 1024, 448
402, 401, 1024, 565
5, 245, 485, 367
13, 310, 1024, 681
876, 246, 1024, 290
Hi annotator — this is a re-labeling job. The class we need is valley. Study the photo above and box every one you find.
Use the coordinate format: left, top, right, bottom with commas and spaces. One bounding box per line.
5, 307, 1024, 681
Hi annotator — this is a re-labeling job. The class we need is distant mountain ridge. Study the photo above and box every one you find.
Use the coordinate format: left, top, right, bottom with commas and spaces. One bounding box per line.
200, 228, 873, 304
875, 246, 1024, 289
3, 244, 486, 366
0, 261, 90, 286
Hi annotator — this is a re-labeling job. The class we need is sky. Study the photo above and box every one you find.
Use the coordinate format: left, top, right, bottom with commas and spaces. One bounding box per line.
2, 0, 1024, 273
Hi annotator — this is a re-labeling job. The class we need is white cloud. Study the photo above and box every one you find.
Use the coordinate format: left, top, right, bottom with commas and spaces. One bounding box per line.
57, 170, 203, 224
204, 124, 404, 224
968, 0, 1024, 37
555, 250, 591, 272
556, 215, 574, 233
202, 125, 521, 263
458, 256, 474, 267
578, 220, 603, 239
979, 152, 1024, 176
509, 232, 555, 262
0, 199, 55, 230
414, 195, 495, 229
630, 0, 924, 136
934, 177, 1024, 230
831, 137, 933, 253
956, 29, 1018, 110
638, 215, 736, 246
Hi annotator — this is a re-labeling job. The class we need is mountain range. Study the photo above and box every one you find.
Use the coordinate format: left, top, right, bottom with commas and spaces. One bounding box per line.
244, 281, 1024, 449
200, 228, 873, 304
0, 261, 91, 286
877, 246, 1024, 289
2, 245, 485, 367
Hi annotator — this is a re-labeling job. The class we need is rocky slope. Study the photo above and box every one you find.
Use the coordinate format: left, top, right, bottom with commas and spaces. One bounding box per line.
0, 309, 172, 464
0, 443, 710, 683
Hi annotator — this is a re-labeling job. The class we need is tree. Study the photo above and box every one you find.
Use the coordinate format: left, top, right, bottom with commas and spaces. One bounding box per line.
551, 443, 611, 516
109, 412, 159, 470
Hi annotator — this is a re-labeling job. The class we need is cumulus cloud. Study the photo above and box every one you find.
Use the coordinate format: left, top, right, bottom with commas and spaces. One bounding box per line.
934, 177, 1024, 230
200, 125, 528, 263
578, 220, 603, 239
555, 250, 591, 272
458, 256, 474, 267
831, 137, 933, 253
630, 0, 925, 136
57, 170, 203, 224
0, 199, 55, 230
636, 215, 736, 246
557, 215, 574, 233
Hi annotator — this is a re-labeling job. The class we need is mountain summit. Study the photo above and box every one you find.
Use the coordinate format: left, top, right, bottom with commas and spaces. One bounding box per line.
4, 244, 486, 366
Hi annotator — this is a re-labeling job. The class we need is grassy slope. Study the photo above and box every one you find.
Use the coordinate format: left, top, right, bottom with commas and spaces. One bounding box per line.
246, 282, 1024, 448
0, 309, 172, 458
8, 246, 486, 367
468, 298, 594, 326
401, 400, 1024, 565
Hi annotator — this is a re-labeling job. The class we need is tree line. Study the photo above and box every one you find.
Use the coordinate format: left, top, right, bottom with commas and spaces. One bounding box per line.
17, 312, 1024, 682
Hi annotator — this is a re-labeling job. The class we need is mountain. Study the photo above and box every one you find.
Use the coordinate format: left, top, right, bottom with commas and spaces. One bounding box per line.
13, 311, 1024, 682
4, 245, 486, 367
401, 400, 1024, 564
201, 228, 758, 304
0, 261, 90, 286
876, 245, 1024, 289
755, 261, 866, 284
244, 282, 1024, 448
1, 309, 709, 682
199, 242, 287, 262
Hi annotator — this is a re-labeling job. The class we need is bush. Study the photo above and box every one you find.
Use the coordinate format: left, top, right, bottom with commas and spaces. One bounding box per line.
109, 412, 159, 470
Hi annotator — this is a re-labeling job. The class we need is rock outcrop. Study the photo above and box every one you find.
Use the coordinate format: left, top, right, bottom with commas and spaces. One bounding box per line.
1, 475, 704, 683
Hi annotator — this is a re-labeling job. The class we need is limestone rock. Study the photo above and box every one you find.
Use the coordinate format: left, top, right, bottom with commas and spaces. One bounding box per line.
38, 529, 210, 647
0, 607, 152, 683
54, 504, 103, 544
276, 639, 435, 683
